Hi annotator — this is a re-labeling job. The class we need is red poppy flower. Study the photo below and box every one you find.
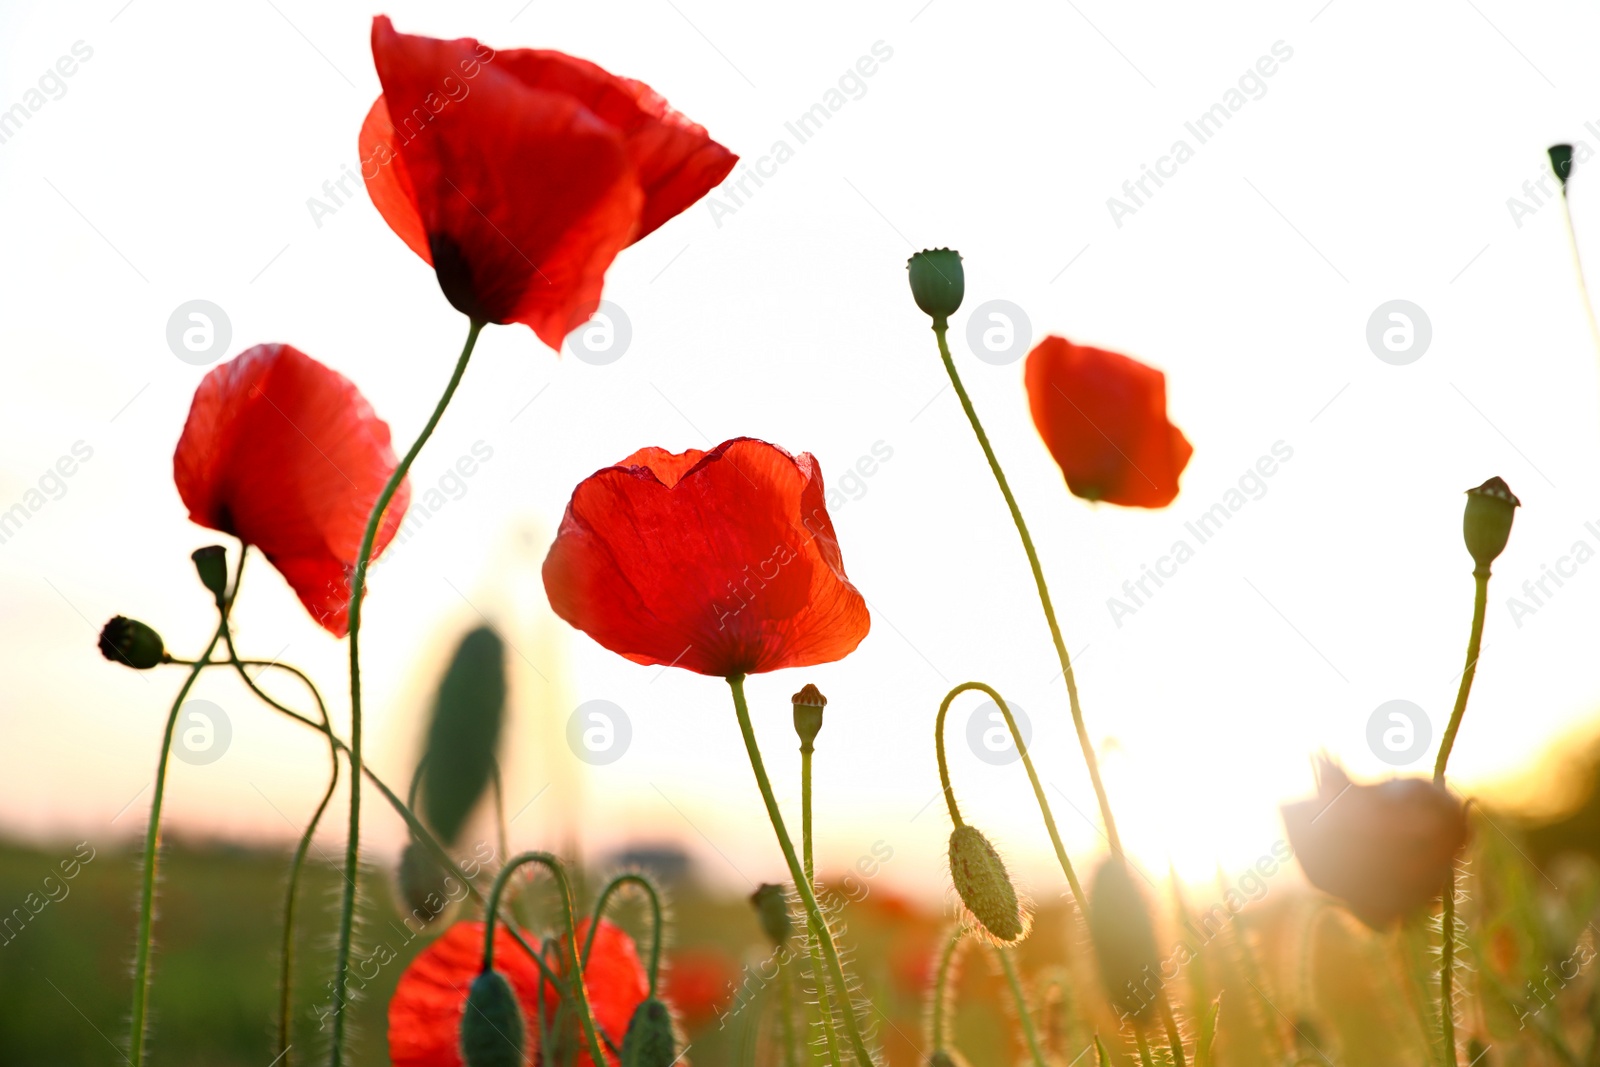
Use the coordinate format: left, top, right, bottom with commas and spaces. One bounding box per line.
661, 948, 737, 1030
1281, 759, 1469, 929
173, 344, 407, 636
360, 16, 737, 349
542, 438, 870, 677
1024, 336, 1192, 508
389, 918, 649, 1067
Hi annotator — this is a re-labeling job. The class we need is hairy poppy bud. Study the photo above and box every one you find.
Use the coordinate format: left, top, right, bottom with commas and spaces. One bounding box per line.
621, 997, 676, 1067
1087, 858, 1161, 1021
1550, 144, 1575, 190
1463, 477, 1519, 574
792, 683, 827, 751
907, 248, 965, 323
459, 969, 525, 1067
395, 842, 453, 925
948, 824, 1025, 943
98, 616, 167, 670
191, 545, 229, 605
749, 882, 793, 946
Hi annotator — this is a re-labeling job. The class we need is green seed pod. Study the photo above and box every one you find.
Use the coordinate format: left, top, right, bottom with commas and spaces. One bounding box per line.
190, 545, 229, 604
791, 683, 827, 751
948, 824, 1025, 943
1463, 476, 1519, 574
1550, 144, 1575, 190
621, 997, 676, 1067
395, 842, 453, 925
98, 616, 166, 670
749, 882, 793, 947
459, 969, 525, 1067
907, 248, 965, 323
1086, 857, 1161, 1022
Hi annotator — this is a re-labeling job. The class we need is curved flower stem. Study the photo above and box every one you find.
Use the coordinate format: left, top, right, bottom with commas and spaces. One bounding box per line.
930, 926, 966, 1055
996, 946, 1049, 1067
800, 708, 846, 1063
929, 321, 1122, 856
483, 851, 607, 1065
333, 317, 483, 1066
220, 653, 563, 994
936, 681, 1086, 909
1433, 567, 1489, 1067
728, 676, 876, 1067
128, 549, 244, 1067
583, 872, 664, 996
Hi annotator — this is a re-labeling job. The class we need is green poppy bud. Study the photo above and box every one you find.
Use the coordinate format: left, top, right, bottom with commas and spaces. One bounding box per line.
1550, 144, 1575, 190
98, 616, 167, 670
459, 969, 525, 1067
395, 842, 453, 925
792, 683, 827, 751
621, 997, 676, 1067
1463, 476, 1519, 574
948, 824, 1025, 943
907, 248, 965, 323
929, 1051, 971, 1067
191, 545, 229, 605
1086, 858, 1161, 1021
749, 882, 794, 946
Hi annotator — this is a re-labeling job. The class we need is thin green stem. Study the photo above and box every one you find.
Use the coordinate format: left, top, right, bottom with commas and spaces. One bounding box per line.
777, 958, 802, 1067
1158, 993, 1188, 1067
930, 926, 966, 1054
584, 873, 664, 997
1558, 192, 1600, 364
128, 547, 245, 1066
483, 852, 606, 1065
1435, 571, 1490, 783
930, 321, 1122, 856
936, 681, 1086, 908
729, 676, 875, 1066
996, 946, 1049, 1067
1440, 867, 1460, 1067
333, 317, 483, 1066
1134, 1026, 1159, 1067
800, 716, 847, 1063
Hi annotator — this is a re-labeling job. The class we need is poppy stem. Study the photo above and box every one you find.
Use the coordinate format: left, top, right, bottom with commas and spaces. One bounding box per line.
728, 675, 878, 1066
929, 321, 1123, 858
1558, 190, 1600, 363
996, 945, 1049, 1067
483, 851, 608, 1065
333, 316, 484, 1066
1434, 570, 1490, 783
128, 547, 243, 1067
222, 546, 342, 1067
930, 925, 967, 1055
936, 682, 1087, 909
584, 872, 664, 997
799, 699, 847, 1064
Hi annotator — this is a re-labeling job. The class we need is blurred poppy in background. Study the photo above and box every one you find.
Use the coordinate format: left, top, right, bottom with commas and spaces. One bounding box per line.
542, 438, 870, 677
389, 918, 651, 1067
661, 947, 738, 1030
1024, 336, 1192, 509
361, 16, 737, 348
173, 343, 408, 635
1281, 758, 1469, 929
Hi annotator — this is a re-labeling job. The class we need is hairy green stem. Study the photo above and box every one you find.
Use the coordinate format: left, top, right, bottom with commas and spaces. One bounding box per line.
483, 852, 606, 1065
332, 317, 483, 1066
930, 320, 1122, 856
997, 946, 1049, 1067
584, 872, 664, 996
801, 709, 846, 1064
936, 681, 1086, 908
930, 926, 966, 1054
729, 676, 875, 1066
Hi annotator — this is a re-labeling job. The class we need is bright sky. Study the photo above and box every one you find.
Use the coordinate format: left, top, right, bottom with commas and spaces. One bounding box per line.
4, 0, 1600, 904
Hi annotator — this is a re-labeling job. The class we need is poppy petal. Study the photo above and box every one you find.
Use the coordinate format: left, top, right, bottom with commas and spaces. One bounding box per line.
173, 344, 408, 635
370, 17, 643, 347
358, 95, 433, 265
1024, 336, 1191, 509
543, 437, 870, 677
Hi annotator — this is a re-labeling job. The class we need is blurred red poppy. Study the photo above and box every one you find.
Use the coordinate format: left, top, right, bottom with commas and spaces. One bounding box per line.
173, 344, 407, 636
389, 918, 649, 1067
662, 948, 737, 1030
542, 438, 870, 677
1024, 336, 1192, 509
360, 16, 737, 349
1281, 759, 1469, 929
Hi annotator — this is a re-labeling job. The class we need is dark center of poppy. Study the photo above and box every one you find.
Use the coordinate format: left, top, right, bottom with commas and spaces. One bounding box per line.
428, 233, 499, 325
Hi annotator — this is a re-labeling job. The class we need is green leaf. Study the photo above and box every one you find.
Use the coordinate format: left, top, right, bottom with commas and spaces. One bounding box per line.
420, 626, 506, 844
